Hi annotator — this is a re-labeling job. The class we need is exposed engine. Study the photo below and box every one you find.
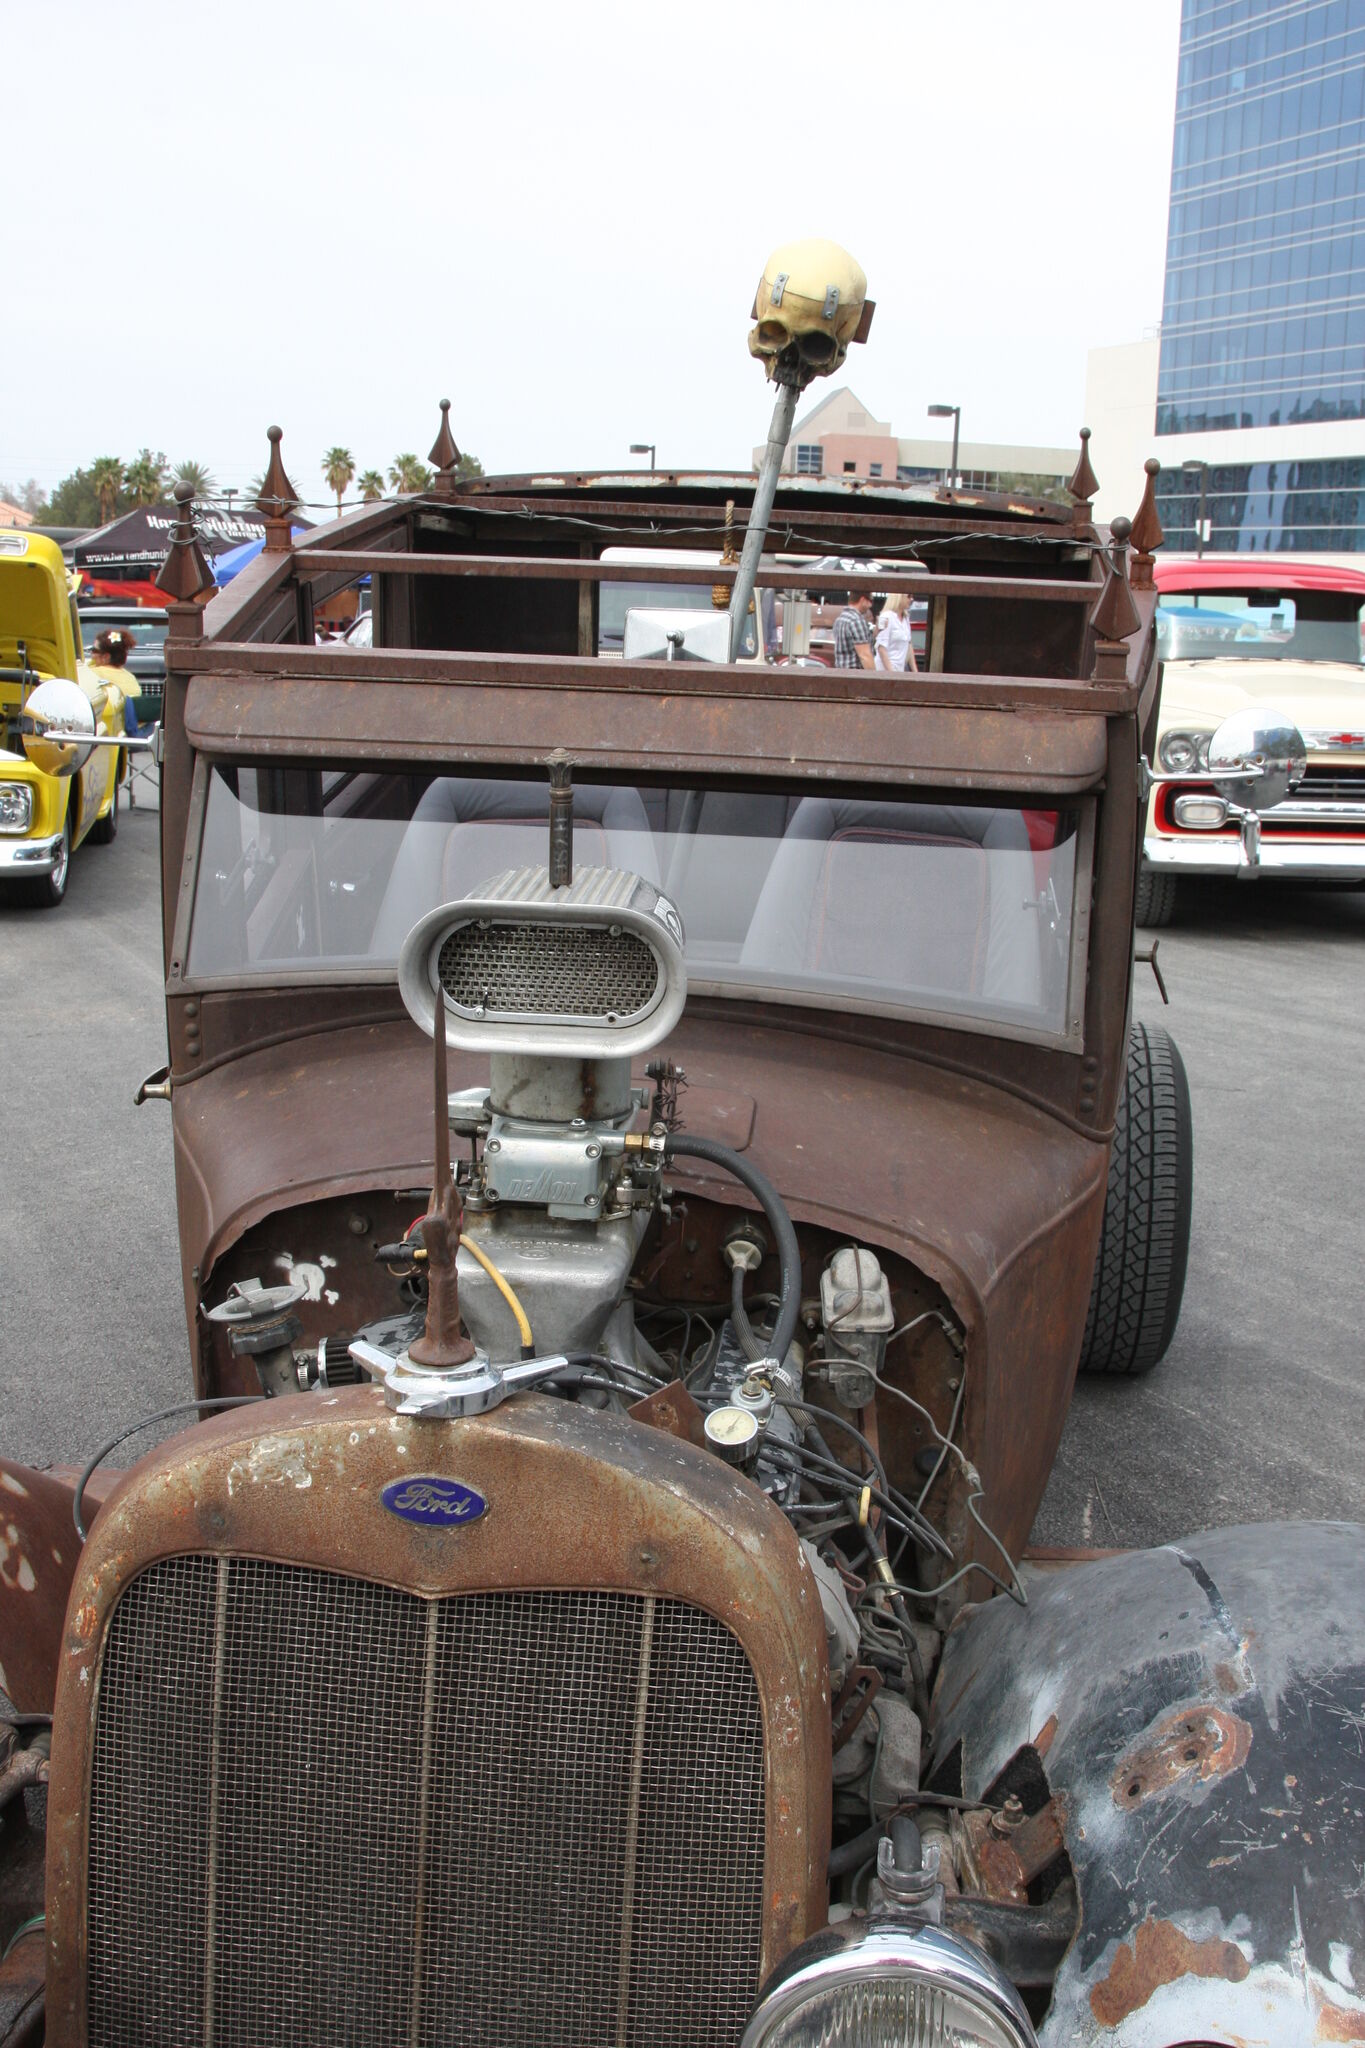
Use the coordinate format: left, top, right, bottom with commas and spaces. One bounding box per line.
204, 771, 1041, 1931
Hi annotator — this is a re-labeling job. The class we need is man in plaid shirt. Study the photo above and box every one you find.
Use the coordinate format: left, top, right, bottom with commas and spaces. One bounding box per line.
833, 591, 875, 670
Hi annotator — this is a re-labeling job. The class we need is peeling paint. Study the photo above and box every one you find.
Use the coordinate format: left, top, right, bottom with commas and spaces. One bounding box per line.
1089, 1915, 1250, 2025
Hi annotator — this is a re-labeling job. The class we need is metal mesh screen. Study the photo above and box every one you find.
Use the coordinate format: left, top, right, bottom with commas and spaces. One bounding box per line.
437, 921, 658, 1020
87, 1560, 766, 2048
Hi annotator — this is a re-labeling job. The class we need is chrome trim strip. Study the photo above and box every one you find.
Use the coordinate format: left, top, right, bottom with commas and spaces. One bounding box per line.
0, 833, 60, 873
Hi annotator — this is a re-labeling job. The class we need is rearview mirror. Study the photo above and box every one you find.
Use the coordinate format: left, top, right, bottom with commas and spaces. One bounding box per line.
21, 676, 95, 778
1208, 706, 1307, 813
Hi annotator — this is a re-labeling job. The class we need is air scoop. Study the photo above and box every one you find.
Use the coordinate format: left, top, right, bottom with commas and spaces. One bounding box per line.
396, 859, 687, 1127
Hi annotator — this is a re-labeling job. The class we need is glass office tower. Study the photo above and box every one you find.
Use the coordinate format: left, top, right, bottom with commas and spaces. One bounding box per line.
1155, 0, 1365, 550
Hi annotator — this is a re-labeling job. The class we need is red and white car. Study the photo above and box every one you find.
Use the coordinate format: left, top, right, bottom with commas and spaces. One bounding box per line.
1139, 557, 1365, 924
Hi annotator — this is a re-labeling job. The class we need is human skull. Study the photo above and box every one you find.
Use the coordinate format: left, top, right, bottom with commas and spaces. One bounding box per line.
749, 239, 871, 388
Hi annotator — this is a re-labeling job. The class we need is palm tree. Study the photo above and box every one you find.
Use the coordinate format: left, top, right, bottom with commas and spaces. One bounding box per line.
357, 469, 386, 502
171, 460, 215, 497
322, 446, 355, 517
388, 454, 432, 495
123, 449, 169, 506
90, 456, 125, 524
456, 452, 485, 480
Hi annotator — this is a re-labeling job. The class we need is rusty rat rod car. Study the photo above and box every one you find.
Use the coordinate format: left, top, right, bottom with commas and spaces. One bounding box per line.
2, 260, 1363, 2042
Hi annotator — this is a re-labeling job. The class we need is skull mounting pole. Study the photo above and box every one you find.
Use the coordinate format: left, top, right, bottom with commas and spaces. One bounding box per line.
547, 749, 574, 889
729, 383, 799, 661
730, 239, 873, 662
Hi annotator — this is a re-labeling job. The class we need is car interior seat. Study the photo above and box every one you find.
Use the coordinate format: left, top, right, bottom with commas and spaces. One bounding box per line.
738, 797, 1043, 1014
370, 777, 658, 957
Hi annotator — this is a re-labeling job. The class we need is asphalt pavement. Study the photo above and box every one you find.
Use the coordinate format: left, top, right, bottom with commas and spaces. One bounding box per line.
2, 790, 1362, 1551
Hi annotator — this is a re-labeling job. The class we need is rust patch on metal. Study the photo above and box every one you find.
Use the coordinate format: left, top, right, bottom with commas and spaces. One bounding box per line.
963, 1797, 1066, 1904
1089, 1915, 1250, 2025
1112, 1704, 1252, 1808
1315, 1993, 1365, 2041
627, 1380, 707, 1450
1033, 1711, 1059, 1758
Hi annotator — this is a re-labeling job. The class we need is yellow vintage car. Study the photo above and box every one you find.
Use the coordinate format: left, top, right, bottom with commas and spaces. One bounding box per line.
0, 530, 133, 907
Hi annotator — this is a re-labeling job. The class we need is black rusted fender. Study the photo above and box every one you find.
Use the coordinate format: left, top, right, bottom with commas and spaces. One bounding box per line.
932, 1522, 1365, 2044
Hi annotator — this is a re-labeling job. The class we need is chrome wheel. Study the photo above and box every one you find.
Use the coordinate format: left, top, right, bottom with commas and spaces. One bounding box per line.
31, 814, 71, 908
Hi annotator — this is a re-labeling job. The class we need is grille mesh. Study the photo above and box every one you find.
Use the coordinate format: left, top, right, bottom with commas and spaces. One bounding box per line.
87, 1559, 766, 2048
437, 920, 658, 1019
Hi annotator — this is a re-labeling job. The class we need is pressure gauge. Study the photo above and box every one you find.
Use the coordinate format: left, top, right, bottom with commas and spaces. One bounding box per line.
704, 1403, 761, 1469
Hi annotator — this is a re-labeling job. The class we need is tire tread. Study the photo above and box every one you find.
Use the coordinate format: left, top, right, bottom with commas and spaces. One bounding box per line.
1079, 1022, 1193, 1376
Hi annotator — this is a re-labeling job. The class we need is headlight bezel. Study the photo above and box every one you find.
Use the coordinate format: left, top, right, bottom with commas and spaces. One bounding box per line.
741, 1919, 1038, 2048
1158, 728, 1215, 774
0, 782, 34, 834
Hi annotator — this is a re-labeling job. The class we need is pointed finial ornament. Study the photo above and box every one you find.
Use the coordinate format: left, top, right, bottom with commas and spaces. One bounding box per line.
155, 479, 216, 609
256, 426, 298, 551
1089, 513, 1142, 673
1129, 457, 1164, 591
1067, 427, 1100, 532
429, 399, 462, 496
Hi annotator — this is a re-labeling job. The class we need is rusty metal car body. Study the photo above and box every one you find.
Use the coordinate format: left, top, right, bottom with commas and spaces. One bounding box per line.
0, 410, 1361, 2047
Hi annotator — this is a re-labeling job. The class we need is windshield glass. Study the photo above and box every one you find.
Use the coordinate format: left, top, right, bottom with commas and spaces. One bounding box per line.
1156, 591, 1364, 664
599, 583, 758, 659
79, 615, 168, 650
187, 768, 1083, 1042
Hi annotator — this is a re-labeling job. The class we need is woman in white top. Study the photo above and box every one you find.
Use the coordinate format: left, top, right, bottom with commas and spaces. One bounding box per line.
874, 591, 917, 672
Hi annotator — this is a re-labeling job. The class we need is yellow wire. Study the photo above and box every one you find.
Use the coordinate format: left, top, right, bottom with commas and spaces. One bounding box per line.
457, 1234, 534, 1352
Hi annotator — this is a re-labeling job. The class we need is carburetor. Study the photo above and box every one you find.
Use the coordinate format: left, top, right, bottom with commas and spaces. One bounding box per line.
391, 859, 688, 1369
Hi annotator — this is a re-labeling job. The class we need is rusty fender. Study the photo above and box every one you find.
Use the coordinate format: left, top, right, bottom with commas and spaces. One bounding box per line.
932, 1521, 1365, 2045
0, 1461, 84, 1716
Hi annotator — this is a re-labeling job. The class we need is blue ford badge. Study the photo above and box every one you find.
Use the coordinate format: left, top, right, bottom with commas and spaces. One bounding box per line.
381, 1475, 488, 1527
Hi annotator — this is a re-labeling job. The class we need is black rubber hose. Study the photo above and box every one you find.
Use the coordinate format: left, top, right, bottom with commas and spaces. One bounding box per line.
829, 1821, 884, 1878
663, 1134, 802, 1365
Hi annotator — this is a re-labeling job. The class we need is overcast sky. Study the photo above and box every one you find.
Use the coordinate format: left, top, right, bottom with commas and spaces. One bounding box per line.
6, 0, 1179, 509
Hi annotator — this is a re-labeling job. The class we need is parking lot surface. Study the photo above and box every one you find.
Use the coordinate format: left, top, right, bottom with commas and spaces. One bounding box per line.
2, 793, 1362, 1553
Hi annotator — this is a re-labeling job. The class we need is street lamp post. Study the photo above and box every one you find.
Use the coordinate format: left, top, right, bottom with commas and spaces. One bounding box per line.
928, 403, 961, 489
1182, 460, 1210, 558
629, 442, 657, 471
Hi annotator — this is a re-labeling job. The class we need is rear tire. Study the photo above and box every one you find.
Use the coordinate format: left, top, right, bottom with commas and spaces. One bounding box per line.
90, 776, 119, 843
1135, 866, 1177, 928
1078, 1023, 1193, 1376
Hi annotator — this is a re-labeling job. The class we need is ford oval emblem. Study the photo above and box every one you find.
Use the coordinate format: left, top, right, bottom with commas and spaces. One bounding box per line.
380, 1475, 488, 1527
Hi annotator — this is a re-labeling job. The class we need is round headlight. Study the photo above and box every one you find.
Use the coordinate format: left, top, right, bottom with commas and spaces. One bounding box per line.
1158, 730, 1198, 773
742, 1922, 1037, 2048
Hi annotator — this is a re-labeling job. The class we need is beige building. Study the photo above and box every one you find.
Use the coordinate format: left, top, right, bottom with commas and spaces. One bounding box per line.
752, 385, 1075, 494
0, 501, 33, 529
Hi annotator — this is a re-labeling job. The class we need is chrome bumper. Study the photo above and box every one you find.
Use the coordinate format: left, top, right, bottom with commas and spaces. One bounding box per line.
1145, 831, 1365, 881
0, 833, 62, 876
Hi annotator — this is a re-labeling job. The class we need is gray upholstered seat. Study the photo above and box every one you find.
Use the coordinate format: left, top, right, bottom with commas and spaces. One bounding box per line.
370, 778, 657, 957
738, 797, 1042, 1013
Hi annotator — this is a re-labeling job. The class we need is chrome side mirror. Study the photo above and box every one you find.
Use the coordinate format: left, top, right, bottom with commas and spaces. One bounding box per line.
21, 677, 95, 778
1208, 706, 1307, 814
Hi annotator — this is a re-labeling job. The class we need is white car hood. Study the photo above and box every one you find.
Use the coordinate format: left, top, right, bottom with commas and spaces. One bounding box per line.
1159, 657, 1365, 756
